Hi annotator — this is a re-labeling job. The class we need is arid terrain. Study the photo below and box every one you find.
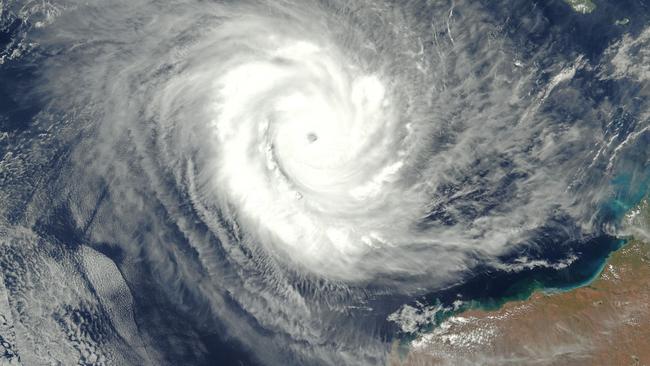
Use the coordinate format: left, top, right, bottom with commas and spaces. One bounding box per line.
391, 237, 650, 366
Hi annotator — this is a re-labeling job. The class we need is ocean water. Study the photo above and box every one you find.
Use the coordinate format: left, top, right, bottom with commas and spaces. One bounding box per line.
1, 1, 649, 365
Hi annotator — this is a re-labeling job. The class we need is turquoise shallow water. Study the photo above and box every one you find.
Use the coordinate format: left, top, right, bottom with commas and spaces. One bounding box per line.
392, 236, 627, 352
3, 0, 650, 364
400, 171, 650, 337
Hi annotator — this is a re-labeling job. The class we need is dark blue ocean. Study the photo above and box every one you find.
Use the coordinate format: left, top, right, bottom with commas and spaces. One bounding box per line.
1, 1, 649, 365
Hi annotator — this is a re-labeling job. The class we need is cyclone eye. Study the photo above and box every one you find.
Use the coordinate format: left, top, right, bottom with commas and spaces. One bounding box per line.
10, 1, 649, 365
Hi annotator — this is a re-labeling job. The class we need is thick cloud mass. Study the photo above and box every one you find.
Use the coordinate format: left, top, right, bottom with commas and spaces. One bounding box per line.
0, 0, 649, 365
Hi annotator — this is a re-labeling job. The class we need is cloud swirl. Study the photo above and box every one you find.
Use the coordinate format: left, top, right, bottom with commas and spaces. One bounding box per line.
1, 0, 649, 365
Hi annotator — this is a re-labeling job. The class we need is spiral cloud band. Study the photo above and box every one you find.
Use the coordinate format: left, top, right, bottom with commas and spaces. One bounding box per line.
1, 0, 649, 365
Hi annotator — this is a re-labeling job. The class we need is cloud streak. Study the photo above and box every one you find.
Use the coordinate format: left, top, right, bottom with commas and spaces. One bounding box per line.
0, 0, 649, 364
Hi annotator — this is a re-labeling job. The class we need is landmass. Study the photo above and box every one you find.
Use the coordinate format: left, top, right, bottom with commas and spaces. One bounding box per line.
391, 199, 650, 365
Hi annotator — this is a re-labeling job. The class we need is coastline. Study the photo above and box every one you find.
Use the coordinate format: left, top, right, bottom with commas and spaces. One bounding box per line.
390, 198, 650, 365
390, 239, 650, 364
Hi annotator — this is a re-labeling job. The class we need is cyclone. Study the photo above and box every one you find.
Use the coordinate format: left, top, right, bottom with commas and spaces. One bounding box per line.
1, 0, 649, 365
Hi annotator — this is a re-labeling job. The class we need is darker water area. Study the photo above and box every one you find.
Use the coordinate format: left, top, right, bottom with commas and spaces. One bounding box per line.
386, 176, 649, 339
423, 235, 624, 314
